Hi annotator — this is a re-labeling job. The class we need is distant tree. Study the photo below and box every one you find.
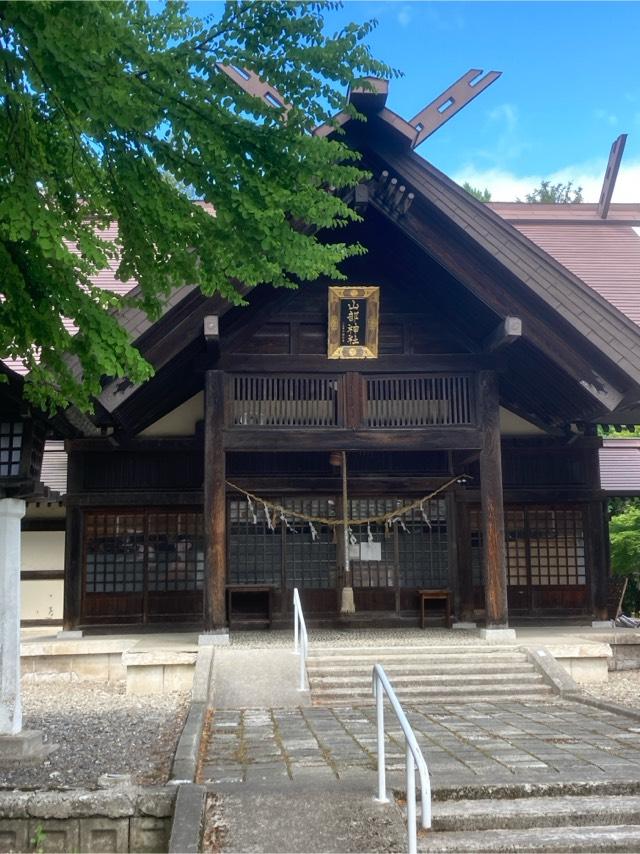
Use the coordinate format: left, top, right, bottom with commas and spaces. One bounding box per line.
610, 501, 640, 612
462, 182, 492, 202
520, 180, 584, 204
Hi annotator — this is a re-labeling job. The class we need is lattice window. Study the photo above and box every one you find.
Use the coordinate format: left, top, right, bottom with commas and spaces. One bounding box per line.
528, 507, 586, 586
348, 498, 398, 588
469, 505, 587, 588
283, 498, 337, 589
85, 512, 145, 594
0, 421, 23, 477
397, 499, 448, 589
84, 510, 204, 594
505, 509, 527, 586
228, 499, 282, 585
147, 511, 204, 592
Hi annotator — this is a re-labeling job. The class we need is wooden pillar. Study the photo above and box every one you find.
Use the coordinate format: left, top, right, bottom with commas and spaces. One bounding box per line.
478, 371, 508, 628
204, 370, 227, 630
63, 450, 84, 630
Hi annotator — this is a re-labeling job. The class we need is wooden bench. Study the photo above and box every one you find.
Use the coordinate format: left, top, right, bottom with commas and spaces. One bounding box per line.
418, 588, 453, 629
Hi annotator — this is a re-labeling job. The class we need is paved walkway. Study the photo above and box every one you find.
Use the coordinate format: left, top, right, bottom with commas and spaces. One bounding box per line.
199, 698, 640, 791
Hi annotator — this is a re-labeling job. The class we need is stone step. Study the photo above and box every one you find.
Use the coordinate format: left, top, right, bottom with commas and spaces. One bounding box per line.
308, 652, 529, 668
418, 825, 640, 853
431, 795, 640, 833
307, 662, 536, 678
311, 686, 552, 705
309, 645, 522, 659
309, 671, 545, 688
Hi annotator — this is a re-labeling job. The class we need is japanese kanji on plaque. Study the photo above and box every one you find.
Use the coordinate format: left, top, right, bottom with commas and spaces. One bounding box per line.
327, 286, 380, 359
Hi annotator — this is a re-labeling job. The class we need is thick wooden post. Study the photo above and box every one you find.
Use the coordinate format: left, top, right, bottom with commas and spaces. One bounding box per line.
63, 450, 84, 630
478, 371, 508, 628
204, 370, 227, 630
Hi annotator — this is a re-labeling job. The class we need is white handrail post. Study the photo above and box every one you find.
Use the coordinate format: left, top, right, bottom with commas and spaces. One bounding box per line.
374, 676, 389, 803
299, 629, 306, 691
406, 744, 417, 854
293, 589, 299, 654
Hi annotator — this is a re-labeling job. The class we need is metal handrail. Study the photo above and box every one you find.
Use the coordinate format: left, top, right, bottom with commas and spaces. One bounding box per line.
293, 588, 308, 691
372, 664, 431, 854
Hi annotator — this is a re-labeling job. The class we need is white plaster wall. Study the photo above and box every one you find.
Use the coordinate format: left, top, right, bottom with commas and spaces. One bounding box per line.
500, 407, 546, 436
21, 531, 65, 622
139, 392, 204, 437
20, 579, 63, 622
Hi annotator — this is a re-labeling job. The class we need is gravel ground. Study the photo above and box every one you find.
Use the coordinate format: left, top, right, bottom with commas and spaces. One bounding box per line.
583, 669, 640, 711
230, 627, 485, 648
0, 680, 189, 790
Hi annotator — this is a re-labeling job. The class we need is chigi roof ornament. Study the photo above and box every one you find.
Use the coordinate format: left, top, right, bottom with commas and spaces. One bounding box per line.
217, 63, 502, 150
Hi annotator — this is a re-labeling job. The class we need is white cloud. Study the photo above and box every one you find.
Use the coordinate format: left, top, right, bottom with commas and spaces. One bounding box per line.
595, 108, 619, 126
451, 158, 640, 203
488, 103, 518, 134
397, 6, 411, 27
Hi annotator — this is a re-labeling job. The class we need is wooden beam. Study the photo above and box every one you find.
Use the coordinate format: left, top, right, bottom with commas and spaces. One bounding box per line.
348, 77, 389, 114
478, 371, 509, 628
204, 371, 227, 630
223, 427, 483, 452
483, 317, 522, 353
410, 69, 501, 148
217, 64, 291, 115
598, 134, 627, 220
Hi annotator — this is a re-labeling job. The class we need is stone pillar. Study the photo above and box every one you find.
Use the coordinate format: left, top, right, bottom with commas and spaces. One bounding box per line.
0, 497, 25, 735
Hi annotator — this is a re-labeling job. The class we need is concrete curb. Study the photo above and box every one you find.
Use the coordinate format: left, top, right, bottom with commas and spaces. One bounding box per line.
524, 645, 579, 695
168, 784, 206, 854
170, 644, 214, 783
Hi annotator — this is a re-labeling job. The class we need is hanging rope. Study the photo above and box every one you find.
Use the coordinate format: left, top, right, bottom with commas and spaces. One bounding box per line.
225, 473, 470, 529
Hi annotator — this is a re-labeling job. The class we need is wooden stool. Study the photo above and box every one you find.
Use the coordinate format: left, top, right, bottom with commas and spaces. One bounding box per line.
418, 589, 452, 629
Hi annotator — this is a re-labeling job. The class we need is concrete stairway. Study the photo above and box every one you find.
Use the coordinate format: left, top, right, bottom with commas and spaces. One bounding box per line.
306, 644, 554, 705
419, 794, 640, 852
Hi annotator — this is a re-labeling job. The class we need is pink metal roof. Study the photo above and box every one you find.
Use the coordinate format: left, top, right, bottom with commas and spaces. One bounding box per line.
600, 439, 640, 494
490, 204, 640, 327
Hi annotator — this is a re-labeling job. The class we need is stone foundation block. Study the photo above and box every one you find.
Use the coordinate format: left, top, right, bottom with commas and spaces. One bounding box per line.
0, 730, 51, 761
79, 817, 129, 853
130, 816, 170, 853
0, 820, 29, 853
28, 818, 80, 853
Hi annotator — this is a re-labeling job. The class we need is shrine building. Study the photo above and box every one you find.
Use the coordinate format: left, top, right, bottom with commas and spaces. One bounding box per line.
7, 75, 640, 633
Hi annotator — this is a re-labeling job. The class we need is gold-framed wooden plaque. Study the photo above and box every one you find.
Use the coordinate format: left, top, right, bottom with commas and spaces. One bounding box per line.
327, 286, 380, 359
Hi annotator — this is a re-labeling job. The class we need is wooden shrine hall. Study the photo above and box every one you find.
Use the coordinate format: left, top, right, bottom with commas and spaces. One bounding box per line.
19, 74, 640, 633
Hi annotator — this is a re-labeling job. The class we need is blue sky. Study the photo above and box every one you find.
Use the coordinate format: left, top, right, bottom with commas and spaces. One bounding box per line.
188, 1, 640, 202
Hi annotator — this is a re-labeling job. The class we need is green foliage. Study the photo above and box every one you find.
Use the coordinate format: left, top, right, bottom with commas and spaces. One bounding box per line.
462, 182, 491, 202
30, 824, 46, 854
599, 425, 640, 437
520, 180, 584, 204
610, 502, 640, 611
0, 1, 395, 412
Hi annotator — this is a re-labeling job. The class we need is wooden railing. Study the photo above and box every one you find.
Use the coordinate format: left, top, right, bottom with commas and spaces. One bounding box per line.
230, 375, 339, 427
227, 373, 475, 429
366, 375, 473, 427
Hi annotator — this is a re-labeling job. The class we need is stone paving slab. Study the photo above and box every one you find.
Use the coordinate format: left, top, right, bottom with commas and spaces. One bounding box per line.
199, 699, 640, 790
